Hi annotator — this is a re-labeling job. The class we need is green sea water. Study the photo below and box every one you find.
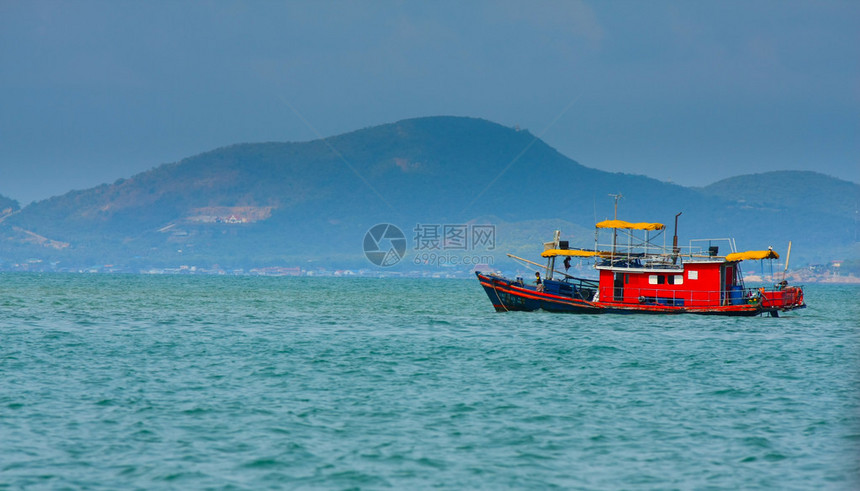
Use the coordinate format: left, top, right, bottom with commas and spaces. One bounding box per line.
1, 273, 858, 489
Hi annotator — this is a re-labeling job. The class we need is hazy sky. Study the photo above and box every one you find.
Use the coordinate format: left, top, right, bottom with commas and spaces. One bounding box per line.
1, 0, 858, 204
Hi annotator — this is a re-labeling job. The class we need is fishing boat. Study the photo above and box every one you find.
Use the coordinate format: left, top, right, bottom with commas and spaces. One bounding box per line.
476, 215, 805, 317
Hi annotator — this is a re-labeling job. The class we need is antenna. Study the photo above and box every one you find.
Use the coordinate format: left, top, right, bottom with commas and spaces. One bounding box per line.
608, 193, 622, 257
608, 193, 623, 219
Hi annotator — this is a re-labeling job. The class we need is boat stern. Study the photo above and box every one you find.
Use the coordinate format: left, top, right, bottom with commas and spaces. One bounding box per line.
761, 285, 806, 312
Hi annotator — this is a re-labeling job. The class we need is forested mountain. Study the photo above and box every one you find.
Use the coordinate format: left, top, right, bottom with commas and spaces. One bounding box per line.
1, 117, 856, 269
0, 194, 18, 215
702, 171, 860, 221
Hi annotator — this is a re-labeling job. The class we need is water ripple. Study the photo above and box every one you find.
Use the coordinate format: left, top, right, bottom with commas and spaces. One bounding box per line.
0, 274, 857, 489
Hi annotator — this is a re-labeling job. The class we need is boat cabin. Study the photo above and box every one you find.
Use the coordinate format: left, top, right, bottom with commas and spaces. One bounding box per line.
541, 220, 783, 309
596, 259, 742, 307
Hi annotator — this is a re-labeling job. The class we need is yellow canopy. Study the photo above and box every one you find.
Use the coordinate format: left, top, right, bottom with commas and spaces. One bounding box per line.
725, 250, 780, 262
595, 220, 665, 231
541, 249, 603, 258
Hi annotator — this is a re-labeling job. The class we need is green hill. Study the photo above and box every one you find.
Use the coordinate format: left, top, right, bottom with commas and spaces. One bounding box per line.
0, 194, 18, 215
1, 117, 856, 270
701, 171, 860, 219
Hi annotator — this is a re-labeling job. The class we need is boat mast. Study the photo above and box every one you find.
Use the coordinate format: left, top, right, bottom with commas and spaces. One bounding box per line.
782, 241, 792, 282
546, 230, 560, 280
672, 212, 682, 264
609, 193, 622, 259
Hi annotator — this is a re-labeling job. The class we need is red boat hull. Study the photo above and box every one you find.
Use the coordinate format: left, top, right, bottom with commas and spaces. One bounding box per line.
476, 272, 804, 316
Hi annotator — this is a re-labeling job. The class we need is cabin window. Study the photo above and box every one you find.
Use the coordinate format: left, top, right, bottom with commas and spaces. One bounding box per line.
668, 274, 683, 285
688, 270, 698, 280
649, 275, 665, 285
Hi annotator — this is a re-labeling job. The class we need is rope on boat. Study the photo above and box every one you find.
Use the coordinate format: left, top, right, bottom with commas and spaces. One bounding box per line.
490, 278, 509, 312
505, 253, 580, 280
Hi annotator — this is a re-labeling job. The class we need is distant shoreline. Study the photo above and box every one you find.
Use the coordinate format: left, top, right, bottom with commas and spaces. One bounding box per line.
2, 269, 860, 284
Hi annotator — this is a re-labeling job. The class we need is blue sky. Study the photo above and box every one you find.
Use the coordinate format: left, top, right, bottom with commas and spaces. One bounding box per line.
1, 0, 858, 204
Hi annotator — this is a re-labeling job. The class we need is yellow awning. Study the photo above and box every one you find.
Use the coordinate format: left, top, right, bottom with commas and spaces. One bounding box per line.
725, 250, 780, 261
541, 249, 603, 258
595, 220, 665, 231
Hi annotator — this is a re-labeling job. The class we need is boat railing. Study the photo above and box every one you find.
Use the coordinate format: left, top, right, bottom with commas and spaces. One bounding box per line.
547, 276, 599, 290
688, 238, 738, 256
593, 243, 706, 267
593, 238, 739, 262
597, 284, 802, 308
596, 258, 685, 270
